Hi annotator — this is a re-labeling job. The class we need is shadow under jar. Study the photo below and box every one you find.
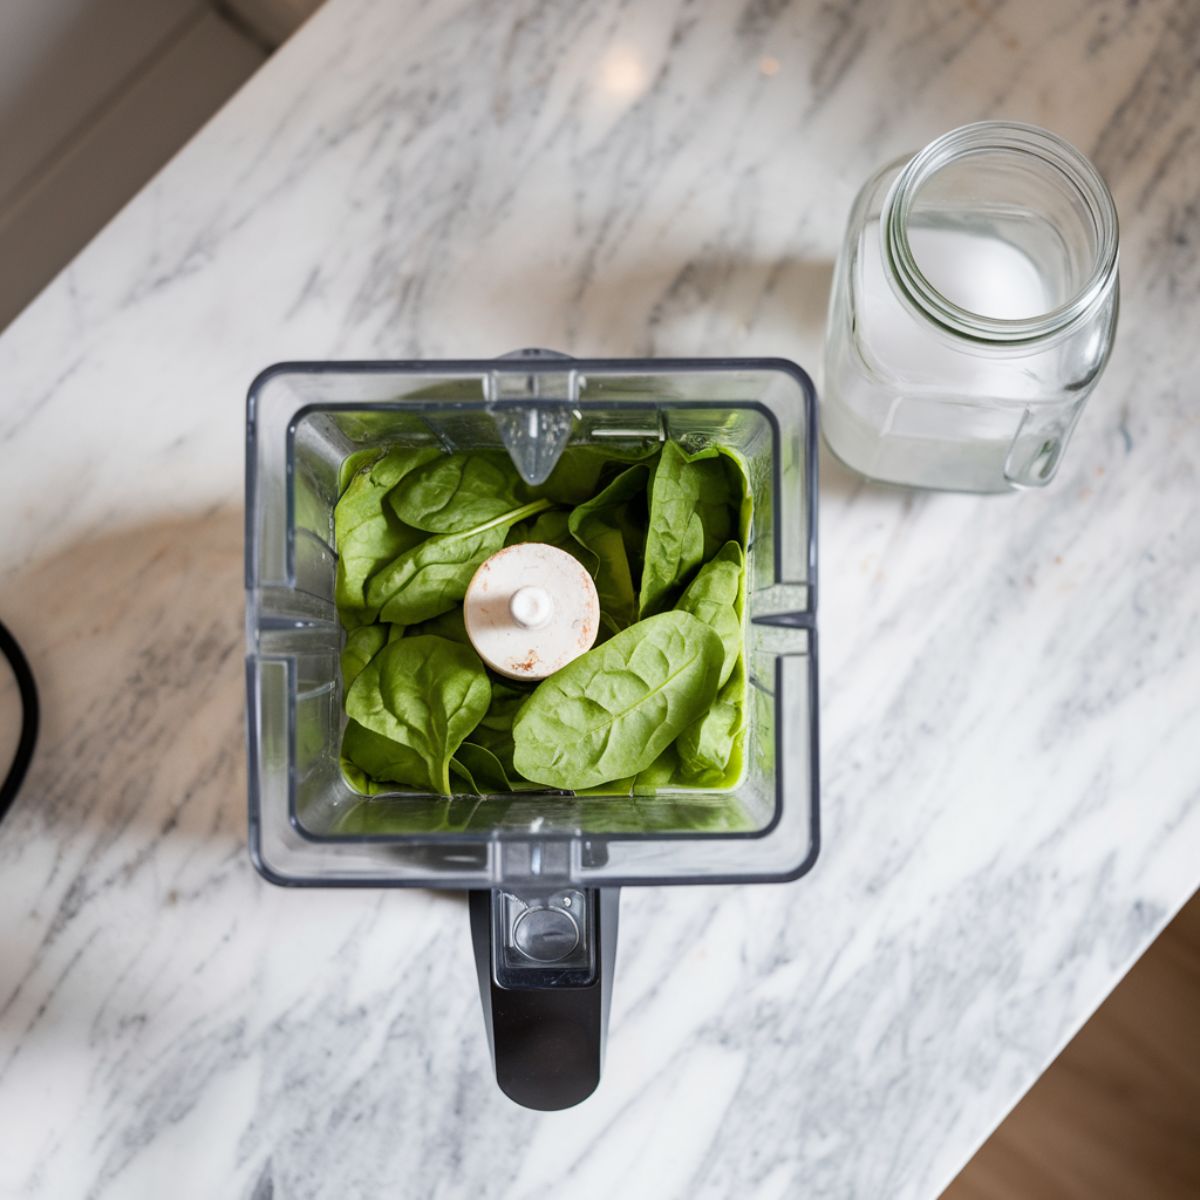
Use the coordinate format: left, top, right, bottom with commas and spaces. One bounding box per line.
823, 121, 1119, 492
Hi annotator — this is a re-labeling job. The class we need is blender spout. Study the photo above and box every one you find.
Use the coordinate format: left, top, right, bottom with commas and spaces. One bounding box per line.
487, 350, 580, 485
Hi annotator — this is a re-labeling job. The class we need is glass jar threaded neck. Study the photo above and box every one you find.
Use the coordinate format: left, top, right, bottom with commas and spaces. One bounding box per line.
882, 121, 1119, 344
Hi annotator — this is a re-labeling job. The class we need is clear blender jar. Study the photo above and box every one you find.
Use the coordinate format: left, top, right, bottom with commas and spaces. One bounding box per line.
244, 353, 820, 1109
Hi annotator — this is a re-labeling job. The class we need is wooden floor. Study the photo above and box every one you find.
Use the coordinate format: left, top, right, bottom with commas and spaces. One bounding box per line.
944, 892, 1200, 1199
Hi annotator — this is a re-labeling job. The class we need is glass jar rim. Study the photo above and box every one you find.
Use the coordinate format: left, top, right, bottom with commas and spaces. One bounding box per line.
883, 121, 1120, 344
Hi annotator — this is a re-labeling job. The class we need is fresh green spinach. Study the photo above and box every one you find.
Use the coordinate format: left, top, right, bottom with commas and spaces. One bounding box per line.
638, 442, 736, 616
405, 607, 469, 644
366, 498, 550, 624
718, 446, 754, 545
390, 452, 528, 533
337, 446, 386, 496
676, 541, 743, 687
336, 439, 752, 800
633, 742, 682, 794
341, 623, 387, 688
452, 742, 541, 794
469, 679, 529, 777
344, 635, 491, 793
568, 464, 648, 631
676, 661, 746, 786
509, 508, 594, 569
531, 447, 610, 506
512, 611, 724, 790
334, 447, 438, 627
342, 720, 420, 792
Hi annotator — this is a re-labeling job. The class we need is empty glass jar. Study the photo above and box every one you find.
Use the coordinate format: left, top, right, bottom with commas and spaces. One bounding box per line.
823, 122, 1119, 492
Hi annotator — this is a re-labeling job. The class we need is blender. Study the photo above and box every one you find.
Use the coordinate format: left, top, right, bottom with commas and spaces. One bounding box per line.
244, 352, 819, 1110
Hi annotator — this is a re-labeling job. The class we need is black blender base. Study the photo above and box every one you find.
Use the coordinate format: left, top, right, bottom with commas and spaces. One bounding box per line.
469, 887, 619, 1110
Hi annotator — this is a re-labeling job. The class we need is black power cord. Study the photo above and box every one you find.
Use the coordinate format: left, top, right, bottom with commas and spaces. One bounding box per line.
0, 619, 38, 825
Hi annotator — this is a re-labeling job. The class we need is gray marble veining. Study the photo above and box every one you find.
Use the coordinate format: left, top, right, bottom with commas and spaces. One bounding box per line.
1, 0, 1198, 1196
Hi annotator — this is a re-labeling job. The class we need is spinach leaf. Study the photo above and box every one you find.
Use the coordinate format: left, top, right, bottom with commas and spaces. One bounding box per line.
504, 515, 534, 547
366, 498, 550, 624
339, 737, 378, 794
338, 446, 387, 497
633, 743, 682, 794
405, 607, 469, 644
676, 661, 746, 786
341, 624, 388, 689
568, 464, 648, 631
530, 444, 661, 507
335, 447, 438, 627
344, 635, 491, 793
526, 508, 574, 548
341, 720, 421, 792
512, 611, 724, 790
507, 508, 595, 569
611, 496, 648, 587
387, 623, 406, 643
451, 742, 507, 793
470, 680, 529, 776
530, 447, 611, 506
718, 446, 754, 544
452, 742, 541, 794
390, 452, 527, 533
676, 541, 743, 686
638, 442, 736, 616
691, 451, 737, 559
574, 774, 635, 797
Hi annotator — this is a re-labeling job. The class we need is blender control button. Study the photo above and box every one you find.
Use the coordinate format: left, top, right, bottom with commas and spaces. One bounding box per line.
513, 906, 580, 962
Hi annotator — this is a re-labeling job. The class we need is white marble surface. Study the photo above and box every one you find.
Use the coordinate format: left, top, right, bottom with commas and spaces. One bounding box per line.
1, 0, 1198, 1196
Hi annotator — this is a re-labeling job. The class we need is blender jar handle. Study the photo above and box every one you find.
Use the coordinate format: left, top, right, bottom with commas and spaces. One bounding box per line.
468, 886, 620, 1110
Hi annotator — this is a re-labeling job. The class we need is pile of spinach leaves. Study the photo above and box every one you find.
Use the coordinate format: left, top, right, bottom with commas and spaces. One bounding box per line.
334, 441, 750, 796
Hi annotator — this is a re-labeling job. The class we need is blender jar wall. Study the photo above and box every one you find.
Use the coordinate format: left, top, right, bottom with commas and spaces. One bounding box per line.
246, 359, 819, 887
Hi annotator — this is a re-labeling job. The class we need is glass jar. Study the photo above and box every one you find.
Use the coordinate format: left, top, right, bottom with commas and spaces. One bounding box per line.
823, 122, 1119, 492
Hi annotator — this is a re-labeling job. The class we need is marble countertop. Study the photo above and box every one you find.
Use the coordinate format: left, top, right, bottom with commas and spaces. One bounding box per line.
2, 0, 1198, 1195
